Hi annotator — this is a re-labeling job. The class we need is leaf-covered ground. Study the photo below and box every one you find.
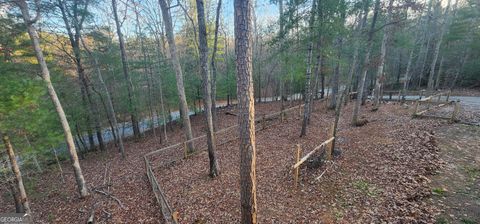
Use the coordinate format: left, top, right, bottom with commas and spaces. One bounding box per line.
0, 101, 298, 223
153, 100, 446, 223
1, 98, 478, 223
430, 124, 480, 223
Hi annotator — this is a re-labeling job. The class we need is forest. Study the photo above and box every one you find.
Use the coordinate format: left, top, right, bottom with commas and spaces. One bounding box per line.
0, 0, 479, 223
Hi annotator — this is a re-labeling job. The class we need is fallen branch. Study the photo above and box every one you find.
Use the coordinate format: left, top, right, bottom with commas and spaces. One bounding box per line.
225, 112, 237, 116
102, 209, 111, 219
315, 161, 336, 181
87, 202, 98, 224
93, 189, 125, 209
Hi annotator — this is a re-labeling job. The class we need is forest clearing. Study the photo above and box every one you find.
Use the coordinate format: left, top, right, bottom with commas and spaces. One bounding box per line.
1, 0, 479, 223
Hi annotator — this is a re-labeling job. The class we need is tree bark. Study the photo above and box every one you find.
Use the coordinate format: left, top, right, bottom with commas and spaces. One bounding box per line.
196, 0, 220, 177
2, 133, 31, 214
416, 0, 434, 88
300, 0, 318, 137
112, 0, 141, 139
158, 0, 195, 152
235, 0, 257, 222
402, 46, 415, 98
427, 0, 451, 90
344, 12, 365, 105
373, 0, 394, 109
7, 179, 24, 213
153, 35, 169, 143
211, 0, 222, 131
134, 5, 157, 141
435, 56, 444, 89
352, 0, 380, 126
329, 37, 342, 109
81, 38, 126, 159
16, 0, 89, 198
57, 0, 105, 151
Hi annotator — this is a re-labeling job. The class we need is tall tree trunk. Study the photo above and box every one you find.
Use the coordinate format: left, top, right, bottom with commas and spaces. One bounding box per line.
159, 0, 195, 152
278, 0, 287, 111
373, 0, 394, 109
435, 56, 444, 89
402, 17, 423, 98
416, 0, 434, 88
81, 38, 126, 159
2, 133, 31, 214
211, 0, 222, 131
58, 0, 105, 151
352, 0, 380, 126
300, 0, 318, 137
134, 6, 157, 141
196, 0, 220, 177
451, 51, 469, 89
402, 47, 415, 98
311, 41, 321, 106
92, 87, 118, 146
329, 37, 342, 109
7, 179, 24, 213
235, 0, 257, 222
16, 0, 89, 198
344, 12, 365, 105
427, 0, 451, 90
153, 35, 169, 143
112, 0, 141, 139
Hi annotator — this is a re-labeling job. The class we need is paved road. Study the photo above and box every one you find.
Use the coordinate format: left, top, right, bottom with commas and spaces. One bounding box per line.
383, 95, 480, 110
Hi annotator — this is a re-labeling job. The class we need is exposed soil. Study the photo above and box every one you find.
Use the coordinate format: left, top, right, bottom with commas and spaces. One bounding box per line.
153, 100, 446, 223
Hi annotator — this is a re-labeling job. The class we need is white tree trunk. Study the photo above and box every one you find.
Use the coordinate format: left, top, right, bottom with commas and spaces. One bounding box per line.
16, 0, 89, 198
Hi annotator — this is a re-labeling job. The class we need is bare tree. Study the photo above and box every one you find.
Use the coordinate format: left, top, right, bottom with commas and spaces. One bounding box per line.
352, 0, 380, 126
57, 0, 106, 151
235, 0, 257, 222
300, 0, 318, 137
133, 3, 157, 141
2, 132, 31, 214
210, 0, 222, 130
81, 37, 126, 159
196, 0, 220, 176
329, 37, 342, 109
373, 0, 394, 109
415, 0, 434, 88
427, 0, 451, 90
158, 0, 195, 151
112, 0, 141, 139
344, 9, 367, 105
14, 0, 89, 198
434, 56, 444, 89
402, 17, 422, 99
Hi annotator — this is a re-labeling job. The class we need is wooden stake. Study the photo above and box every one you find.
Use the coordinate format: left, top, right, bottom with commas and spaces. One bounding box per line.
446, 91, 450, 102
262, 115, 266, 130
327, 124, 335, 160
413, 100, 419, 116
294, 144, 301, 188
53, 149, 65, 184
281, 110, 284, 122
451, 100, 460, 122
